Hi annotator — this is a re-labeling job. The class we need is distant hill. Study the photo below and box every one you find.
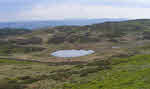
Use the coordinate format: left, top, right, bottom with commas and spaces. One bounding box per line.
0, 28, 31, 37
2, 19, 149, 44
0, 18, 127, 29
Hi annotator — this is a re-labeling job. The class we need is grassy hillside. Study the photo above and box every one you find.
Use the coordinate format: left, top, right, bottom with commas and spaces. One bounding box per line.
64, 55, 150, 89
1, 54, 150, 89
1, 19, 150, 89
0, 19, 149, 60
15, 19, 150, 44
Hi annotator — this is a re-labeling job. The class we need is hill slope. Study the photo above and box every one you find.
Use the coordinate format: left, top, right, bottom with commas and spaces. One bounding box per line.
1, 19, 150, 89
0, 19, 149, 61
16, 19, 150, 44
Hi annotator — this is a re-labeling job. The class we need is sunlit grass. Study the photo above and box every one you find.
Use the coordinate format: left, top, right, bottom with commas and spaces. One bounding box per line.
64, 55, 150, 89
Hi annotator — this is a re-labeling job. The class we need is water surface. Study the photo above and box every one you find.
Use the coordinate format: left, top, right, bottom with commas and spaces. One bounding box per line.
51, 50, 95, 58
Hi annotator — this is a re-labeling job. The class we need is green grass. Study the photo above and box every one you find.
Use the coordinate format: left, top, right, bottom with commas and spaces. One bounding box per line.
64, 55, 150, 89
0, 59, 36, 64
1, 55, 150, 89
0, 58, 74, 89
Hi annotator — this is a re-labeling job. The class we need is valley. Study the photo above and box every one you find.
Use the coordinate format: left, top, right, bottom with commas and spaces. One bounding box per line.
1, 19, 150, 89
